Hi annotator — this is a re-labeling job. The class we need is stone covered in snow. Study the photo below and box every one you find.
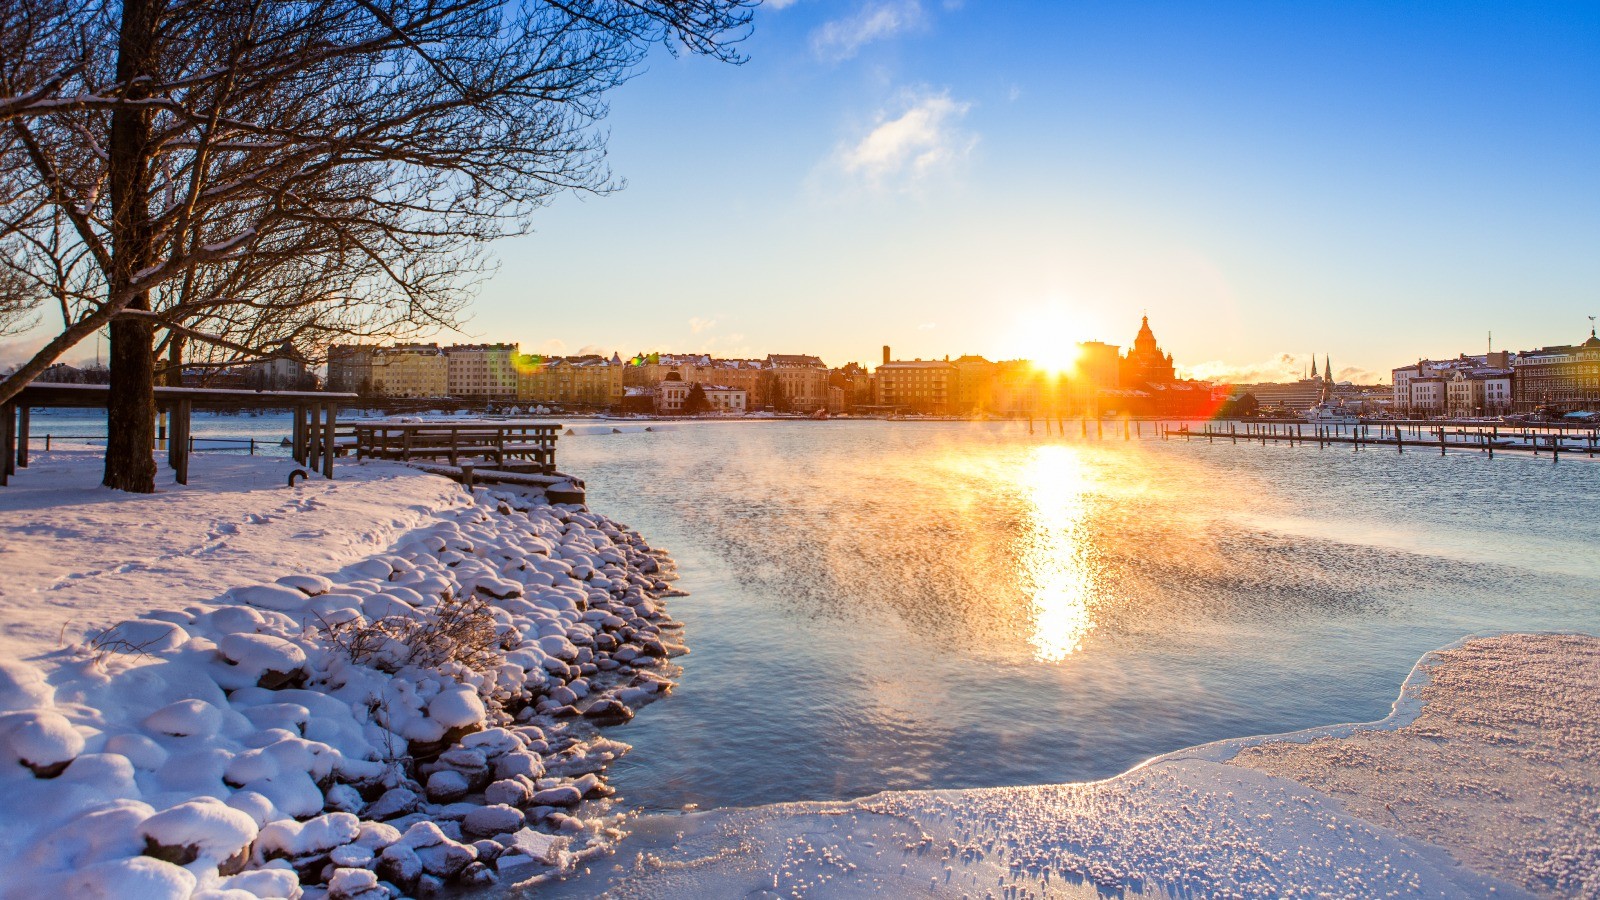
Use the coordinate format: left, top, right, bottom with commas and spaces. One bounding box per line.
136, 797, 259, 871
4, 709, 85, 777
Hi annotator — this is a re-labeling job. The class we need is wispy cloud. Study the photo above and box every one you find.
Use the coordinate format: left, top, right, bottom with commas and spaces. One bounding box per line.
917, 322, 937, 330
831, 88, 976, 192
689, 317, 717, 334
811, 0, 924, 61
1181, 353, 1385, 385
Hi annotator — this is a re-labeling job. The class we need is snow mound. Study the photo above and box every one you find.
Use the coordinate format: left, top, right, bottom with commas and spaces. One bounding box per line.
2, 709, 84, 776
137, 797, 258, 869
144, 699, 224, 738
233, 584, 309, 613
0, 662, 53, 711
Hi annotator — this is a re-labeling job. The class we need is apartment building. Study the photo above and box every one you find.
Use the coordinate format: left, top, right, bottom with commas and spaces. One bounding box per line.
326, 345, 374, 394
517, 354, 624, 408
875, 358, 957, 414
370, 344, 448, 398
1512, 331, 1600, 411
446, 343, 519, 400
765, 354, 830, 412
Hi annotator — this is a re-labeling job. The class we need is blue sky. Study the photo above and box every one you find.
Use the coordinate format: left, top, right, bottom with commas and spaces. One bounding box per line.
11, 1, 1598, 383
468, 0, 1599, 383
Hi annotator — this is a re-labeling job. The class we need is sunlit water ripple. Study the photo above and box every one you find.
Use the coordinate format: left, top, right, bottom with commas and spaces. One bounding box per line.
559, 420, 1600, 811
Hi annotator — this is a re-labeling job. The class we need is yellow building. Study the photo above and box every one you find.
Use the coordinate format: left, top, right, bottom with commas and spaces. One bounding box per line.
518, 355, 624, 408
370, 344, 448, 398
875, 359, 957, 414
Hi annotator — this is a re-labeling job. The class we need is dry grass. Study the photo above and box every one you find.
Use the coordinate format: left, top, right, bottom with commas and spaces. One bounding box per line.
317, 592, 514, 674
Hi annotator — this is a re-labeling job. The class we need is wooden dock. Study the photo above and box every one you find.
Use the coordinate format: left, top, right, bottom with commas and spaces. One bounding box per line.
1159, 420, 1600, 460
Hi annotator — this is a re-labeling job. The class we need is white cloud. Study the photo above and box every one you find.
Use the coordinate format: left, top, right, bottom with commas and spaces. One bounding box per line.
811, 1, 923, 61
1181, 353, 1385, 385
765, 0, 801, 7
917, 322, 937, 330
832, 88, 976, 192
689, 317, 716, 334
536, 338, 568, 356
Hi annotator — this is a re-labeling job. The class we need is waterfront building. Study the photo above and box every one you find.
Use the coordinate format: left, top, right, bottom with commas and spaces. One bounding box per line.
1118, 317, 1174, 386
703, 385, 748, 414
624, 354, 771, 406
1393, 352, 1516, 416
875, 358, 957, 414
765, 354, 830, 413
326, 344, 374, 394
952, 355, 1000, 415
1108, 319, 1216, 417
370, 343, 448, 398
992, 359, 1048, 416
246, 341, 313, 390
1511, 329, 1600, 412
829, 362, 873, 412
517, 354, 624, 408
1233, 379, 1326, 412
445, 343, 519, 400
657, 375, 689, 413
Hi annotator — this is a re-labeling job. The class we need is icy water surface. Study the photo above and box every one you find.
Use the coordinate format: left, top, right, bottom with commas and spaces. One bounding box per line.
556, 420, 1600, 812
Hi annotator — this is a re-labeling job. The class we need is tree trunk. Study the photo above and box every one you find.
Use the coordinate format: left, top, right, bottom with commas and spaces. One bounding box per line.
102, 0, 159, 492
166, 334, 186, 387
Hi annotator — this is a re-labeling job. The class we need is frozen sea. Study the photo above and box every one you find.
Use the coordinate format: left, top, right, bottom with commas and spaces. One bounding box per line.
30, 411, 1600, 813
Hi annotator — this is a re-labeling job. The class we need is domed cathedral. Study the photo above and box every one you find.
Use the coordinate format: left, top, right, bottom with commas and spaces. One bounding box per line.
1119, 315, 1177, 387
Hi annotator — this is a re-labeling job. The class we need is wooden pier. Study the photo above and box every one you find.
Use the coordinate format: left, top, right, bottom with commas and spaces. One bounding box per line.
1158, 420, 1600, 461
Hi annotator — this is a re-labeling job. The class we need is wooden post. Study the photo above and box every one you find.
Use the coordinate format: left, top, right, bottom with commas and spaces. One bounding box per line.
308, 404, 323, 473
322, 403, 337, 479
16, 406, 28, 469
1438, 427, 1445, 456
291, 403, 304, 464
174, 401, 192, 485
1, 402, 13, 485
460, 462, 475, 493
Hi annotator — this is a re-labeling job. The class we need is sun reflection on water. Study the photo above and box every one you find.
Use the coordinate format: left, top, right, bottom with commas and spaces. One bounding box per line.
1017, 444, 1100, 662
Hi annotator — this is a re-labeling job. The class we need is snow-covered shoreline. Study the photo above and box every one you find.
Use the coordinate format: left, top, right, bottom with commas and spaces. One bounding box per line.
525, 632, 1598, 899
0, 451, 687, 898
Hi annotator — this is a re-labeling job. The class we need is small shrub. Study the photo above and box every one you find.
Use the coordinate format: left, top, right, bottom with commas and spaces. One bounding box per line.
318, 593, 514, 675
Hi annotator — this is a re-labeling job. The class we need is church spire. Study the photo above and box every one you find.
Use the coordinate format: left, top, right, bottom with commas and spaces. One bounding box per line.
1324, 355, 1332, 382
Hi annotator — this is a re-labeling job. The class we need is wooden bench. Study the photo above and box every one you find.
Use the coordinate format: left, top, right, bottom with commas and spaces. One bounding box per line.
352, 421, 561, 472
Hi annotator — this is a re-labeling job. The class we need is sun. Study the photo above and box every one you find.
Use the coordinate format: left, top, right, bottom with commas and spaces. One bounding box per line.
1009, 306, 1088, 376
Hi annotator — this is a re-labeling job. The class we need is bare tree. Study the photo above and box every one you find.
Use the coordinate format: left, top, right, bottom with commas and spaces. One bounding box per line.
0, 0, 754, 491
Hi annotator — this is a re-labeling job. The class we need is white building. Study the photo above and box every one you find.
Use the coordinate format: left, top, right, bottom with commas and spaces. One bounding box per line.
702, 385, 748, 414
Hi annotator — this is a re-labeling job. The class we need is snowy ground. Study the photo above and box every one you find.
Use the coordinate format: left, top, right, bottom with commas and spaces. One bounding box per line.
524, 633, 1597, 899
0, 450, 687, 899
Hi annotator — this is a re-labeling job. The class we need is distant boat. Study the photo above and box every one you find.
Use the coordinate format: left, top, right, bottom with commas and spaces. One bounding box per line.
1304, 401, 1359, 424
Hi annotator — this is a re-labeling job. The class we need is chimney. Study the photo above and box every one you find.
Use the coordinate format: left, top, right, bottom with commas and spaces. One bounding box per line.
882, 345, 891, 366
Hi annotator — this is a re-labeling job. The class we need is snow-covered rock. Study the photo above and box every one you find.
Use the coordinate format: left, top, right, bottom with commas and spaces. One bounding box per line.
144, 699, 224, 738
218, 633, 308, 689
3, 709, 85, 776
233, 583, 311, 613
136, 797, 258, 871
